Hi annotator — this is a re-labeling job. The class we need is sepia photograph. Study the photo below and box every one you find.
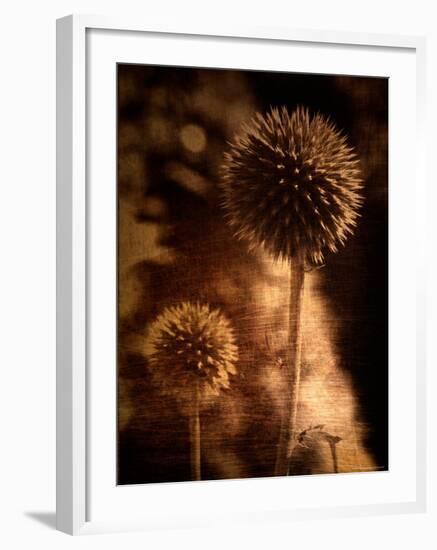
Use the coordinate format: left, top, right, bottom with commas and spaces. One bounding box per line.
116, 64, 388, 484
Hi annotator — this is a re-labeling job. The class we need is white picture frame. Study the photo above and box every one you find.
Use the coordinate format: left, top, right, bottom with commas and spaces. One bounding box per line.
56, 14, 427, 535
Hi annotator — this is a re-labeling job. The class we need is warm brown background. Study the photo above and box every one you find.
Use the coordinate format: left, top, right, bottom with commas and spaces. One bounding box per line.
117, 64, 388, 484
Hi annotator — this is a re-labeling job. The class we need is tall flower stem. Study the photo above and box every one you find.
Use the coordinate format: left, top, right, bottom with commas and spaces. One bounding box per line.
274, 257, 305, 476
189, 382, 201, 481
329, 441, 339, 473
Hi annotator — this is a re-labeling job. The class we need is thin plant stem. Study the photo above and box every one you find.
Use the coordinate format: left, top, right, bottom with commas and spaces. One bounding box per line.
189, 382, 201, 481
274, 256, 305, 476
329, 442, 339, 473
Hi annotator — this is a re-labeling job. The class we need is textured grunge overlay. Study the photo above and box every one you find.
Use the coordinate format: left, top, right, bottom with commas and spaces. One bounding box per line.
117, 64, 388, 484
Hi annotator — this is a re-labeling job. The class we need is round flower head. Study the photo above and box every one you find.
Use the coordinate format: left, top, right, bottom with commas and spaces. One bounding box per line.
221, 106, 363, 265
144, 302, 238, 404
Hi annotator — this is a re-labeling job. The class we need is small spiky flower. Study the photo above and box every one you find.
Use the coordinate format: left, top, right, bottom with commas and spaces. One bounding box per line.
145, 302, 238, 403
145, 302, 238, 481
221, 106, 363, 265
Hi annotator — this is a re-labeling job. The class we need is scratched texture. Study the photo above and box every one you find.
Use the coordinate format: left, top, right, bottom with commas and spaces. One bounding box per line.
117, 65, 388, 484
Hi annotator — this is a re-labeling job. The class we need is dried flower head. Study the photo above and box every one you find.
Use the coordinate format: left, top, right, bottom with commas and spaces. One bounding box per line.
221, 106, 363, 265
144, 302, 238, 403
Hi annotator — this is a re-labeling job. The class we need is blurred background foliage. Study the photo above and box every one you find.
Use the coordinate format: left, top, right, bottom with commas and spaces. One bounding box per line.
117, 64, 388, 484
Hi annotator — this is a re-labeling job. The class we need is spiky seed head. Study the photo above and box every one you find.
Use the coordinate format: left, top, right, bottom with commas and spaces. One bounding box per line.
221, 106, 364, 265
144, 302, 238, 405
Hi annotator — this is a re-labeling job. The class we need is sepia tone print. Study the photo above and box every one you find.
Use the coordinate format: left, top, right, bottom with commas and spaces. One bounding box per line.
117, 64, 388, 484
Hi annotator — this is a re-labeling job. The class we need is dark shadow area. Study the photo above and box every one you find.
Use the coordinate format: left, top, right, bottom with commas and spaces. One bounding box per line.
24, 511, 56, 530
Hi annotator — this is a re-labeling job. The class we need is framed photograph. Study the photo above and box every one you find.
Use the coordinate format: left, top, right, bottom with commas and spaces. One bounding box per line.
56, 15, 426, 535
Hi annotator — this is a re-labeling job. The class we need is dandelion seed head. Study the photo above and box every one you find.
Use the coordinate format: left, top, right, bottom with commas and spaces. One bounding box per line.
221, 106, 364, 265
144, 302, 238, 404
